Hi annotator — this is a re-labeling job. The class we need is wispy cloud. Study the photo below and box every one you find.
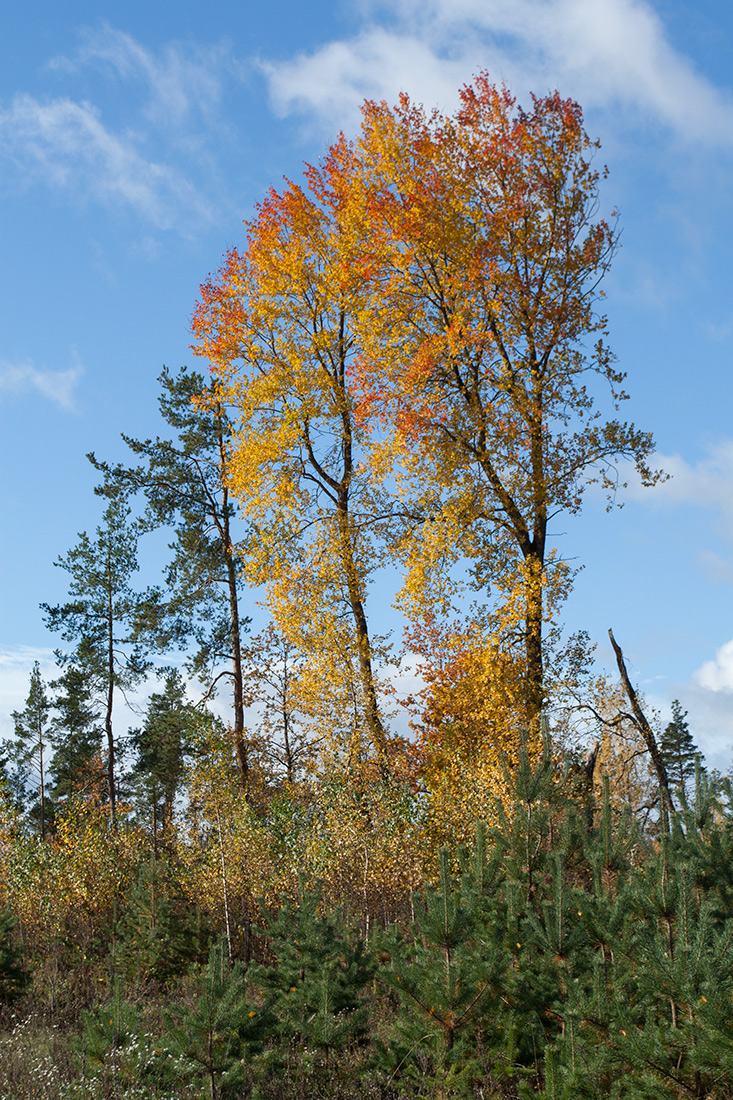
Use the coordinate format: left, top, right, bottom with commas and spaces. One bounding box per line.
259, 31, 469, 131
0, 94, 213, 230
681, 639, 733, 770
49, 24, 238, 130
0, 27, 243, 233
260, 0, 733, 144
0, 356, 83, 410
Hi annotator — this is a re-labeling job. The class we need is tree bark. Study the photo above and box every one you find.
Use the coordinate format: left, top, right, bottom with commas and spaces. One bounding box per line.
524, 548, 545, 733
224, 502, 248, 792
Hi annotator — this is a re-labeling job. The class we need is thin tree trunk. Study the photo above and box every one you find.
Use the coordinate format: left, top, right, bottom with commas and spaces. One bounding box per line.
282, 663, 294, 784
608, 629, 675, 813
215, 800, 233, 961
106, 585, 117, 825
37, 711, 45, 840
524, 549, 545, 733
336, 498, 389, 769
219, 438, 249, 796
475, 422, 547, 734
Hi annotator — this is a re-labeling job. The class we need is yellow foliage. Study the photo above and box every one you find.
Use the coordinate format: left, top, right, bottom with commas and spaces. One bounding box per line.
405, 616, 540, 846
0, 795, 142, 957
192, 145, 392, 765
587, 679, 657, 816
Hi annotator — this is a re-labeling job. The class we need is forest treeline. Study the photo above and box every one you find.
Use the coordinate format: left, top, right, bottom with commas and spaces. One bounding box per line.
1, 74, 731, 1098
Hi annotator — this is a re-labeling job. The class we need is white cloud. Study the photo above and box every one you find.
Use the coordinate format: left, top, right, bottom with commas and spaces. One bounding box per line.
259, 32, 470, 132
698, 551, 733, 587
694, 639, 733, 693
651, 683, 733, 775
261, 0, 733, 145
622, 441, 733, 540
0, 93, 213, 230
672, 641, 733, 771
0, 356, 83, 410
0, 27, 242, 232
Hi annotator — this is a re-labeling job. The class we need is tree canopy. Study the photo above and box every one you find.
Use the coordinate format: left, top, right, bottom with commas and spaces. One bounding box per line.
193, 74, 660, 748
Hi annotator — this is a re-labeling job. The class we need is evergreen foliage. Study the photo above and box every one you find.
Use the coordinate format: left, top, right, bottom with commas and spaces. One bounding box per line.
2, 747, 733, 1097
9, 662, 51, 836
660, 700, 701, 796
40, 495, 150, 822
129, 671, 196, 843
47, 663, 103, 804
80, 981, 149, 1094
0, 743, 10, 794
4, 71, 733, 1100
253, 886, 375, 1081
163, 939, 271, 1100
0, 906, 29, 1003
89, 365, 252, 791
114, 857, 200, 987
377, 830, 507, 1096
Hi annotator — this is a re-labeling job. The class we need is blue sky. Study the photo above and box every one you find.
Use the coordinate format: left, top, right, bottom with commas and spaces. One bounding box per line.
1, 0, 732, 765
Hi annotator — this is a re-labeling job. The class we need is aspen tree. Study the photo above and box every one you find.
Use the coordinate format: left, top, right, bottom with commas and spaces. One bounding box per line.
350, 76, 661, 730
192, 147, 392, 768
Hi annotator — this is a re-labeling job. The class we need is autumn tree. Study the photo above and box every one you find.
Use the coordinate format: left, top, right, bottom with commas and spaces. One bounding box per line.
404, 615, 527, 845
41, 496, 150, 823
90, 366, 252, 792
572, 674, 658, 820
192, 157, 392, 770
347, 76, 660, 730
241, 623, 312, 787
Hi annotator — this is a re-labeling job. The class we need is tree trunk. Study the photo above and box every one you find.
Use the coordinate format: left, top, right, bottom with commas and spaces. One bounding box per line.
608, 629, 675, 813
220, 446, 249, 797
37, 711, 46, 840
336, 496, 389, 770
524, 550, 545, 734
106, 587, 117, 825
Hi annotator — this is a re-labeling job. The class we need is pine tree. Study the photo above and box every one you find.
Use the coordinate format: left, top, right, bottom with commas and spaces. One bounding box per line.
0, 906, 29, 1003
89, 366, 252, 793
253, 885, 375, 1081
660, 699, 700, 796
164, 939, 272, 1100
0, 742, 10, 794
10, 661, 51, 836
129, 670, 196, 844
114, 857, 198, 986
41, 495, 150, 823
48, 663, 104, 804
79, 981, 156, 1096
377, 829, 507, 1097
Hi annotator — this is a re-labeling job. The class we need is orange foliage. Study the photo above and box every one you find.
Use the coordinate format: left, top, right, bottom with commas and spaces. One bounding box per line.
191, 143, 392, 768
344, 75, 659, 728
192, 72, 659, 835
